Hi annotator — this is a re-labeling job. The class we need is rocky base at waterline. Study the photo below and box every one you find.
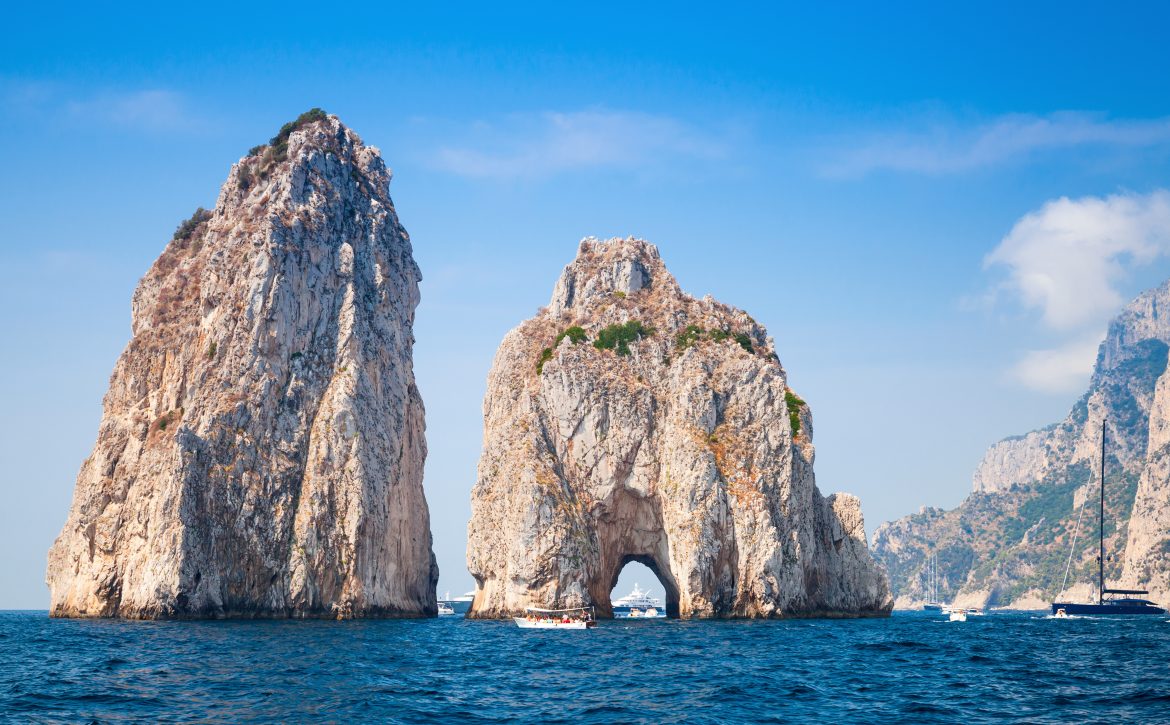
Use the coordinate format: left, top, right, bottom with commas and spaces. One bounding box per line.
874, 279, 1170, 609
46, 110, 438, 619
465, 237, 892, 619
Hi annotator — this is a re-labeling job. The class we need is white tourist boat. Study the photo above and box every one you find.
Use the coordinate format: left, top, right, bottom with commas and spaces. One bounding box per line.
513, 606, 596, 630
949, 610, 967, 622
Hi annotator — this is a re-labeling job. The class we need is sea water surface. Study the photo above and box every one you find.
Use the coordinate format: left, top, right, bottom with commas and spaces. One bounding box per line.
2, 610, 1168, 723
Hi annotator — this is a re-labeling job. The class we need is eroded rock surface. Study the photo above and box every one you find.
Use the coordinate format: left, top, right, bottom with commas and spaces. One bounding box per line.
47, 112, 437, 619
466, 238, 891, 618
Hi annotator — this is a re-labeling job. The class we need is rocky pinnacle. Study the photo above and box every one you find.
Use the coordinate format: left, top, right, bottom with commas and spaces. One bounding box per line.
46, 111, 438, 619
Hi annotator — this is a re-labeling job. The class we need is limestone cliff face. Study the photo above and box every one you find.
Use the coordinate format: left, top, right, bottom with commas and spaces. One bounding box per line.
1121, 363, 1170, 603
466, 238, 891, 619
46, 111, 437, 619
874, 280, 1170, 609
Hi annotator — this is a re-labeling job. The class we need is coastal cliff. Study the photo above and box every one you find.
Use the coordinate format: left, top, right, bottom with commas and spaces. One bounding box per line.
465, 238, 892, 619
46, 110, 438, 619
873, 280, 1170, 609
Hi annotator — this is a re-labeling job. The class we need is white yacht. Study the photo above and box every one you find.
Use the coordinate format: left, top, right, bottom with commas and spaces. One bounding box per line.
613, 583, 661, 610
437, 602, 456, 616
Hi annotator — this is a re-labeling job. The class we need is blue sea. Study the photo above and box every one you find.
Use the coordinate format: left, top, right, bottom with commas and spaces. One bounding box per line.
2, 610, 1168, 723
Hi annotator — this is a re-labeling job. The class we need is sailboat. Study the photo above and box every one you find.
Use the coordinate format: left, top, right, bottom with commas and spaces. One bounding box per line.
1051, 421, 1166, 616
922, 554, 944, 612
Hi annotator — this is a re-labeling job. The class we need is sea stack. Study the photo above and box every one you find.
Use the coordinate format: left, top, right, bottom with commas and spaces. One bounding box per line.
46, 110, 437, 619
465, 238, 892, 618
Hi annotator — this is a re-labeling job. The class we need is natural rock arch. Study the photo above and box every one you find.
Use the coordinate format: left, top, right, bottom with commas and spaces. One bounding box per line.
605, 555, 681, 619
466, 238, 891, 619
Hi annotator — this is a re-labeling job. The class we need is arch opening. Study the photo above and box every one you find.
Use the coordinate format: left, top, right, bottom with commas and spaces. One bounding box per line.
609, 555, 680, 619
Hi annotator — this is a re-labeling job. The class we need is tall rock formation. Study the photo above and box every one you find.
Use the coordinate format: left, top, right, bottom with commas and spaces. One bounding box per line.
46, 110, 438, 619
873, 280, 1170, 609
465, 238, 892, 619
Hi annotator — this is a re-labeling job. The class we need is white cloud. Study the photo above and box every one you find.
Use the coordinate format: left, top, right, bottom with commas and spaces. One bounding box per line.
985, 190, 1170, 393
824, 112, 1170, 178
1008, 333, 1104, 394
66, 89, 198, 132
432, 110, 727, 179
987, 190, 1170, 330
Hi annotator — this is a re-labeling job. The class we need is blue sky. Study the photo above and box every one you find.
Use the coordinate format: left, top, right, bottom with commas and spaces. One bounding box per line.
3, 2, 1170, 607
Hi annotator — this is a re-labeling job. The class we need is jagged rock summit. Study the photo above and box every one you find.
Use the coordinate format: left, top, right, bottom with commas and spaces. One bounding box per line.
47, 110, 438, 619
466, 238, 892, 618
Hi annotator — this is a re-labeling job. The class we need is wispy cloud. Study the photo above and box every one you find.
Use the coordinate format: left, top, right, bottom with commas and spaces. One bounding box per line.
823, 112, 1170, 178
65, 89, 200, 132
1008, 333, 1106, 394
2, 80, 203, 133
431, 110, 728, 179
984, 190, 1170, 392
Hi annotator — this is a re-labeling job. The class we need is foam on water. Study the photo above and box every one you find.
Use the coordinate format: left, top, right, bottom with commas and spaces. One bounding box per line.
2, 610, 1168, 722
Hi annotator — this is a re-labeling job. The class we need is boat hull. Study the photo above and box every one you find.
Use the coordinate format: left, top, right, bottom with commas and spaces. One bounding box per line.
1052, 602, 1166, 615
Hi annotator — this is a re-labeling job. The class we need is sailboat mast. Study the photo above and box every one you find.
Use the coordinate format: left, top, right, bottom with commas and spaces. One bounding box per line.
1099, 421, 1106, 606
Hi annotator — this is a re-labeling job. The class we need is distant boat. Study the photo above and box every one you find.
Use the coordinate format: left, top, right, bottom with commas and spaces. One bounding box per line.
922, 554, 944, 611
438, 590, 475, 615
514, 606, 596, 630
949, 610, 967, 622
613, 583, 662, 615
437, 602, 456, 616
1051, 421, 1166, 616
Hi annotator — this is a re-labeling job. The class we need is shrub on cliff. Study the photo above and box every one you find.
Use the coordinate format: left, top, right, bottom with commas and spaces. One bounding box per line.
269, 108, 328, 162
173, 208, 212, 243
785, 390, 806, 436
556, 326, 588, 346
537, 326, 590, 373
593, 320, 653, 356
675, 325, 704, 350
247, 108, 330, 181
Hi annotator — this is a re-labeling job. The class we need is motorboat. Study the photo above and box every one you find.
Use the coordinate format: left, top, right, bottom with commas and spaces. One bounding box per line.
949, 610, 967, 622
513, 606, 596, 630
437, 602, 456, 616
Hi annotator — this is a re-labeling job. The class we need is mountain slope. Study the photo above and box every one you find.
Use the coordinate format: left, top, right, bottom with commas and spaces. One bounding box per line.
873, 280, 1170, 608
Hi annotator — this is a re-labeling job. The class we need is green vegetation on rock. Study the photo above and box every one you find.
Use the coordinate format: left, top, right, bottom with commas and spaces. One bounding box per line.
593, 320, 653, 356
538, 326, 590, 374
784, 390, 806, 436
243, 108, 330, 188
674, 325, 754, 353
173, 208, 212, 243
